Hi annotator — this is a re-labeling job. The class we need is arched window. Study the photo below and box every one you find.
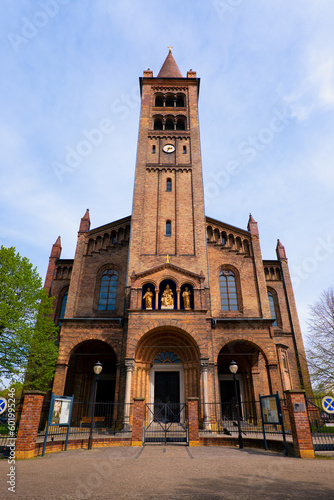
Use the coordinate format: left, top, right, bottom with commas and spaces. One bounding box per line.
154, 117, 163, 130
166, 178, 172, 191
176, 93, 185, 107
155, 94, 164, 107
58, 291, 68, 326
166, 220, 171, 236
268, 291, 278, 327
165, 117, 174, 130
152, 145, 156, 154
98, 270, 118, 311
154, 351, 181, 363
219, 270, 238, 311
176, 117, 186, 130
165, 94, 174, 107
183, 145, 187, 154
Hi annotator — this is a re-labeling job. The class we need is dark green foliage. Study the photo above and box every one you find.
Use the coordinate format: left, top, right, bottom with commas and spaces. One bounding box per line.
0, 246, 58, 390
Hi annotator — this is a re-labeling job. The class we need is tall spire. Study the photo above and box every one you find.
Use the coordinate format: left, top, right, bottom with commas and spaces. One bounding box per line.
157, 49, 183, 78
50, 236, 62, 258
276, 239, 287, 260
247, 213, 259, 236
79, 209, 90, 234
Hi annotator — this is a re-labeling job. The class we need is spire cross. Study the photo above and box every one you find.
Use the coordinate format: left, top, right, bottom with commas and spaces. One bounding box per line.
166, 254, 170, 263
168, 46, 173, 53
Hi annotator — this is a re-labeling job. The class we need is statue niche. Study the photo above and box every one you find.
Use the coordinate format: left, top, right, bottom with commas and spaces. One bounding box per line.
161, 283, 174, 309
142, 283, 155, 310
182, 287, 191, 309
143, 287, 153, 309
161, 284, 174, 309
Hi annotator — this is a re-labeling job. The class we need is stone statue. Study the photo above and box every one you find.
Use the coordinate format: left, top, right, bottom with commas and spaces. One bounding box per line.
143, 287, 153, 309
161, 284, 174, 308
182, 287, 191, 309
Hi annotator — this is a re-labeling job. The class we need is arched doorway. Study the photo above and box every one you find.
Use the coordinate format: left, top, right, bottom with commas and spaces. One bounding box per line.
217, 340, 270, 423
64, 340, 117, 403
135, 327, 200, 405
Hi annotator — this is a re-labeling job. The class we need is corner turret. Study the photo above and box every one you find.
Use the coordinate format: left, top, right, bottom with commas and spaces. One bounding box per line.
276, 239, 287, 261
44, 236, 62, 292
79, 209, 90, 234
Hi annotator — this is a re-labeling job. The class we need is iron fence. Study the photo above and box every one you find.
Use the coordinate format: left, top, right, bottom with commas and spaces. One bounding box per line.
38, 400, 133, 441
199, 401, 290, 439
0, 398, 23, 452
306, 396, 334, 451
143, 403, 188, 444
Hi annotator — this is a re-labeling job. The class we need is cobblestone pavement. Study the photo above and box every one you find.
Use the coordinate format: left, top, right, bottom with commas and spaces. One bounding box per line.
1, 445, 334, 499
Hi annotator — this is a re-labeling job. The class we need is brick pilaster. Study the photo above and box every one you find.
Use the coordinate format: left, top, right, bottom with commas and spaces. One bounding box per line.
188, 397, 199, 446
16, 391, 46, 459
132, 398, 145, 446
248, 215, 271, 319
52, 363, 68, 395
285, 390, 314, 458
277, 247, 312, 395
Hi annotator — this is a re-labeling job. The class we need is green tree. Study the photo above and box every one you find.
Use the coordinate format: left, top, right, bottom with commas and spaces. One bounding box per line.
0, 246, 58, 390
0, 381, 23, 400
307, 286, 334, 393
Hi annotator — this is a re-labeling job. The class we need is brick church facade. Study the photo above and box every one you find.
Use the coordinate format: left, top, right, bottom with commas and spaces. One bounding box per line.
46, 51, 311, 425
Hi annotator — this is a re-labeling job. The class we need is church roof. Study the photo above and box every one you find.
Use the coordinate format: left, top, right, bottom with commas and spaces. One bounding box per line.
157, 50, 183, 78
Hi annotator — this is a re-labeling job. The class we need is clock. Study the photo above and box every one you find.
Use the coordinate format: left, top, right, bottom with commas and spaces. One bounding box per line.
163, 144, 175, 153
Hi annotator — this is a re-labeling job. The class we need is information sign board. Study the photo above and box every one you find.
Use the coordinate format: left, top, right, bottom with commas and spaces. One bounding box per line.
261, 395, 280, 424
259, 392, 287, 456
42, 393, 74, 456
51, 398, 72, 425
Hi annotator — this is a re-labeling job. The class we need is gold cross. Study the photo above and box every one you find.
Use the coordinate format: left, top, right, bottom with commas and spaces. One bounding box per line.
168, 46, 173, 53
166, 254, 170, 263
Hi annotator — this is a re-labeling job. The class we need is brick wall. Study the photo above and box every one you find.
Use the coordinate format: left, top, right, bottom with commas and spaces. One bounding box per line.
16, 391, 45, 459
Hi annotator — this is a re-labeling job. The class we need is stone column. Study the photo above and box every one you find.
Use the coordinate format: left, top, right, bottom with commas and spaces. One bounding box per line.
177, 289, 181, 310
123, 359, 135, 430
285, 390, 314, 458
200, 359, 210, 430
188, 397, 199, 446
16, 391, 46, 459
155, 289, 159, 309
132, 398, 145, 446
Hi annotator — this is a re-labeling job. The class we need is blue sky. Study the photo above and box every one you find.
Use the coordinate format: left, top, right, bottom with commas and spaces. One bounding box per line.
1, 0, 334, 340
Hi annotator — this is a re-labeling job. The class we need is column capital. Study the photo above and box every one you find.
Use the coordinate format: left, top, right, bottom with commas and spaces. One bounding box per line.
125, 358, 135, 371
200, 358, 209, 370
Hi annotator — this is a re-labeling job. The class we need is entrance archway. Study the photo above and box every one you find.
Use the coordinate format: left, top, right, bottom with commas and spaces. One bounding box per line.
64, 340, 117, 403
135, 327, 200, 405
217, 340, 270, 423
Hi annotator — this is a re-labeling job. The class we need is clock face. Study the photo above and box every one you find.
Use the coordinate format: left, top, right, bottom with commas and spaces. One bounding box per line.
163, 144, 175, 153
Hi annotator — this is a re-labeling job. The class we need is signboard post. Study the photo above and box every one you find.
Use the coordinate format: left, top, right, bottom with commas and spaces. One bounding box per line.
42, 393, 74, 456
259, 392, 287, 456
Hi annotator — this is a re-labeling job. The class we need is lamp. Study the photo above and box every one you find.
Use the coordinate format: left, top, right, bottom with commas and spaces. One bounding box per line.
93, 361, 103, 375
88, 361, 103, 450
229, 360, 243, 449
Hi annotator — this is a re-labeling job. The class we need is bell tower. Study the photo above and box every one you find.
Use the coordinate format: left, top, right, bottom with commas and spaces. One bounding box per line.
127, 50, 208, 282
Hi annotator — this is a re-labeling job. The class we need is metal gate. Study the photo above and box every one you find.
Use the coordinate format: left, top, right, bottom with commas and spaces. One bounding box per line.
143, 403, 188, 444
306, 397, 334, 451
